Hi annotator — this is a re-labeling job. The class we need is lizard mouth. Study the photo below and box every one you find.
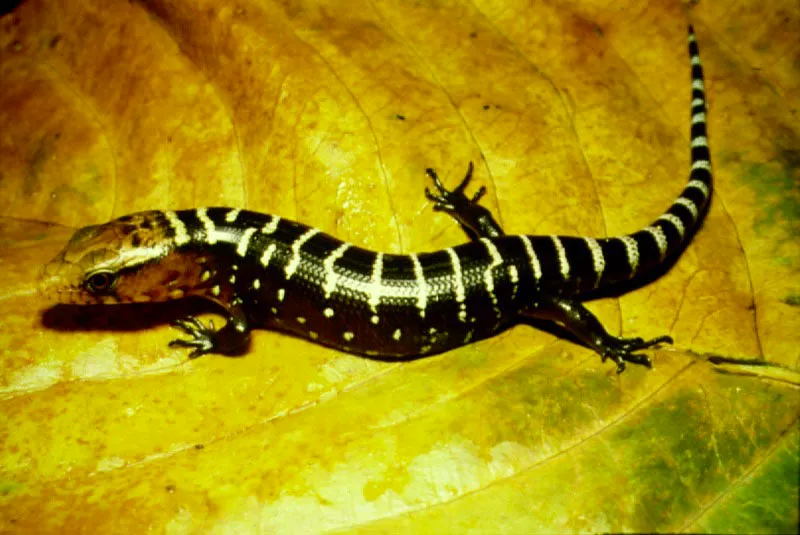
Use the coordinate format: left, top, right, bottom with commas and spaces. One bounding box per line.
38, 253, 92, 304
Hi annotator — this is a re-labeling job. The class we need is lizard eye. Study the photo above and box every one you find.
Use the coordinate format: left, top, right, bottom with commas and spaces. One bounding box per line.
85, 271, 117, 294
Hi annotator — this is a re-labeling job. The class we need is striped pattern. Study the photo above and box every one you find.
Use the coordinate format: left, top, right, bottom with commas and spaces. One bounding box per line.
634, 26, 712, 273
261, 215, 280, 234
367, 253, 384, 313
225, 209, 241, 223
584, 237, 605, 287
519, 235, 542, 281
409, 253, 428, 318
197, 208, 226, 244
643, 226, 668, 259
284, 228, 320, 279
481, 238, 504, 317
658, 214, 685, 238
236, 228, 257, 257
323, 243, 351, 298
551, 236, 570, 280
446, 248, 468, 322
260, 243, 277, 267
164, 211, 190, 246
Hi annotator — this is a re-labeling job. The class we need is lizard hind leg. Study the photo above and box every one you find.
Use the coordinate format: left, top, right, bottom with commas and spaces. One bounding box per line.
425, 162, 505, 239
523, 295, 672, 373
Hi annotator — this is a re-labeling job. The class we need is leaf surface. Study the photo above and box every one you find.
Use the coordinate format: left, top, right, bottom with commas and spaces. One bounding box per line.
0, 0, 798, 532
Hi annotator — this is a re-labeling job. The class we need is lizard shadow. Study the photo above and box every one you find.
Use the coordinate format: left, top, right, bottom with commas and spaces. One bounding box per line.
40, 298, 251, 358
41, 299, 579, 363
40, 297, 219, 333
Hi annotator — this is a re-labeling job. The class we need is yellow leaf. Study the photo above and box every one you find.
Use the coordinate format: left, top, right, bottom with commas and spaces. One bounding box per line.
1, 0, 798, 532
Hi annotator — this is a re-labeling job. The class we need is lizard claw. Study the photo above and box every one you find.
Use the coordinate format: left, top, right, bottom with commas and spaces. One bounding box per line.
170, 316, 217, 358
601, 335, 673, 373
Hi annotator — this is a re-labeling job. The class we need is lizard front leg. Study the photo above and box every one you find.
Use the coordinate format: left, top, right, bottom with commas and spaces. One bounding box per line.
169, 301, 251, 358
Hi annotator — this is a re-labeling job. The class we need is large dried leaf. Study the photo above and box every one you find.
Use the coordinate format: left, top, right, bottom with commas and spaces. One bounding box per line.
1, 0, 798, 532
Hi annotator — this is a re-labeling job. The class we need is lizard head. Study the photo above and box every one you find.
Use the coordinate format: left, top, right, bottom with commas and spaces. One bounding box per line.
40, 211, 209, 305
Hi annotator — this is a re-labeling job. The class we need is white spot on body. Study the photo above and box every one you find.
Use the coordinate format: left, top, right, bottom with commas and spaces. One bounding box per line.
392, 328, 401, 341
324, 307, 334, 318
285, 228, 320, 280
201, 270, 211, 282
252, 279, 261, 290
297, 317, 306, 324
343, 331, 354, 342
211, 285, 220, 296
370, 315, 379, 325
229, 274, 236, 284
164, 211, 190, 246
236, 227, 258, 257
309, 331, 318, 340
277, 288, 285, 302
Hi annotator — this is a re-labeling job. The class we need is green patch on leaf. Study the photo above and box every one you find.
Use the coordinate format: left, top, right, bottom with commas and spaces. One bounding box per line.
692, 427, 800, 534
783, 293, 800, 306
0, 479, 24, 496
735, 151, 800, 268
